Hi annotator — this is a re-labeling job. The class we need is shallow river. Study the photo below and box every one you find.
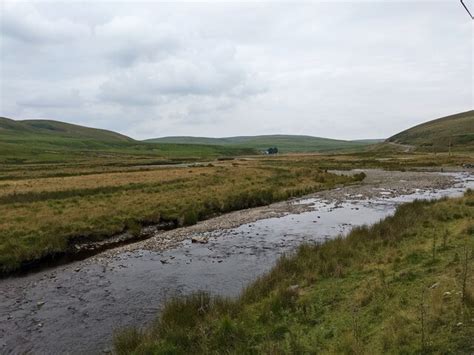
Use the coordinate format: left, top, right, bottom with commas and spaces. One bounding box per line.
0, 172, 472, 354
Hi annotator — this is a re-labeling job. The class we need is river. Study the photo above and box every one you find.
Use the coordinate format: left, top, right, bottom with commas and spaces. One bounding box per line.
0, 170, 472, 354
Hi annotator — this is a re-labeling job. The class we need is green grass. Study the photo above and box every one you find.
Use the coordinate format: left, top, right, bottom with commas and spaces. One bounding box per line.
145, 134, 378, 153
386, 110, 474, 152
0, 117, 255, 164
0, 117, 133, 141
114, 192, 474, 354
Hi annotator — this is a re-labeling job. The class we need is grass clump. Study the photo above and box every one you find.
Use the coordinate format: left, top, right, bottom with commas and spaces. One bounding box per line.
115, 192, 474, 354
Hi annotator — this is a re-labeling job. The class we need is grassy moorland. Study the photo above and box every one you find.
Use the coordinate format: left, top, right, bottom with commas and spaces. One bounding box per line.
258, 151, 473, 172
1, 147, 472, 274
0, 157, 366, 274
145, 134, 379, 153
1, 114, 471, 275
387, 110, 474, 152
0, 117, 255, 165
115, 191, 474, 354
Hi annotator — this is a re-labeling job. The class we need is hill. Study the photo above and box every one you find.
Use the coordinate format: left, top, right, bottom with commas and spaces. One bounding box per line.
0, 117, 255, 164
145, 135, 380, 153
386, 110, 474, 152
0, 117, 132, 142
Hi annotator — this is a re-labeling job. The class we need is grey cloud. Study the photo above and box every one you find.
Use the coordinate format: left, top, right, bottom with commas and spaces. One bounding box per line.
18, 89, 84, 108
1, 3, 89, 44
94, 16, 181, 67
98, 48, 266, 106
0, 1, 471, 140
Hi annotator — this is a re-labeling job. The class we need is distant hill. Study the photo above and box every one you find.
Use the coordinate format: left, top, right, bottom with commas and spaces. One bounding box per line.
386, 110, 474, 151
0, 117, 133, 142
146, 135, 381, 153
0, 117, 255, 164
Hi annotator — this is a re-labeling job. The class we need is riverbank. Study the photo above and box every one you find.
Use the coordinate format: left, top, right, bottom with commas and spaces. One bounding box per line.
97, 169, 459, 257
0, 169, 471, 353
115, 190, 474, 354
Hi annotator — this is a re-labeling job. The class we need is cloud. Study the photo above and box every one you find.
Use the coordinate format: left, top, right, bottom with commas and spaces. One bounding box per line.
94, 16, 181, 67
17, 89, 84, 108
98, 53, 264, 104
0, 1, 471, 140
1, 2, 90, 43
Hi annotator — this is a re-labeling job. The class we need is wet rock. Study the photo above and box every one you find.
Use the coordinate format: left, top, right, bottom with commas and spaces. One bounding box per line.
191, 236, 208, 244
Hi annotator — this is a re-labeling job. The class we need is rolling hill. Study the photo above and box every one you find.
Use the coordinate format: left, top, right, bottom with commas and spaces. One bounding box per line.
386, 110, 474, 151
146, 135, 382, 153
0, 117, 255, 164
0, 117, 132, 142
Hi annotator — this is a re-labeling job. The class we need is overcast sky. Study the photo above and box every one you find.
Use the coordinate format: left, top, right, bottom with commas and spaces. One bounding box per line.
0, 0, 472, 140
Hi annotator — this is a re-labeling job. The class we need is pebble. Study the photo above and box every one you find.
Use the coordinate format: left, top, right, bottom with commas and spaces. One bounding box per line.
191, 236, 209, 244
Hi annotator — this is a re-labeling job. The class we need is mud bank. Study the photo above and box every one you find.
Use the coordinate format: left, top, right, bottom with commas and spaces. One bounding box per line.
0, 169, 472, 354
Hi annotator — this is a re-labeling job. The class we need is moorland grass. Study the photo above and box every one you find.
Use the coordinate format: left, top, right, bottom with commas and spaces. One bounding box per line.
0, 117, 256, 165
0, 158, 364, 273
387, 110, 474, 152
114, 191, 474, 354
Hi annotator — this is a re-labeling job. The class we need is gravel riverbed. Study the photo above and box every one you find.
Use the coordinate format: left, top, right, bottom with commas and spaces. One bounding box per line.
97, 169, 458, 257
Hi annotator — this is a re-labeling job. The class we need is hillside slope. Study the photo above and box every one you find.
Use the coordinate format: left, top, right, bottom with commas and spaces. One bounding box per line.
386, 110, 474, 151
0, 117, 255, 164
0, 117, 132, 142
146, 135, 379, 153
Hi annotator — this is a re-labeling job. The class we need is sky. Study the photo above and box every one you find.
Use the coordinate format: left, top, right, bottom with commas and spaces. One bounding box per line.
0, 0, 472, 140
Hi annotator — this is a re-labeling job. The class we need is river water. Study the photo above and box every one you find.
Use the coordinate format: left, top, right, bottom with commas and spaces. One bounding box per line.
0, 172, 472, 354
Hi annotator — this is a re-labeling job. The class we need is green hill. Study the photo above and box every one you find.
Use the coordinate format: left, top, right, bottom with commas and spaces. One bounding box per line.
0, 117, 255, 164
386, 110, 474, 152
146, 135, 380, 153
0, 117, 133, 142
